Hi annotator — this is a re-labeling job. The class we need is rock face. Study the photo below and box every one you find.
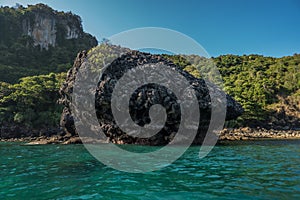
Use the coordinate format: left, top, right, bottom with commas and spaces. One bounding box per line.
0, 3, 97, 51
21, 4, 89, 50
60, 49, 244, 145
0, 3, 98, 82
22, 14, 57, 49
59, 51, 87, 137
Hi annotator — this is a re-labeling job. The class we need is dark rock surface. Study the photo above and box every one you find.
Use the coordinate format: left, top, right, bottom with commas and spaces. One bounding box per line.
0, 122, 61, 140
59, 48, 244, 145
59, 51, 87, 136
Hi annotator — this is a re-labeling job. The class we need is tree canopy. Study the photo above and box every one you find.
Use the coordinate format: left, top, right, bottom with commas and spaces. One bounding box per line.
0, 73, 65, 128
165, 53, 300, 126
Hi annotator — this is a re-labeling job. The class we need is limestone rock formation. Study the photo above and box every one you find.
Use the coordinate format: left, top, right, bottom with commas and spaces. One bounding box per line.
0, 3, 97, 51
21, 4, 92, 50
60, 48, 244, 145
0, 3, 98, 82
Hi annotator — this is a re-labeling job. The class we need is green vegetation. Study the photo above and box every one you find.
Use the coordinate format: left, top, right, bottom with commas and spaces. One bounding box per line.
215, 54, 299, 122
166, 54, 300, 126
0, 73, 65, 128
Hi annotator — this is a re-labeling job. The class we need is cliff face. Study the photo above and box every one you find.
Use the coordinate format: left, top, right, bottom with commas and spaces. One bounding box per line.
22, 14, 57, 49
0, 3, 98, 83
20, 4, 88, 50
0, 3, 97, 50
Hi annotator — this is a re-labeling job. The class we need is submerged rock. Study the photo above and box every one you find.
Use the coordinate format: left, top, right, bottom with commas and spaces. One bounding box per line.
59, 47, 243, 145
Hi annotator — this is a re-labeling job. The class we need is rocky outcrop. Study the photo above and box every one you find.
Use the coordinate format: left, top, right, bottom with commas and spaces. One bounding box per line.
0, 3, 98, 82
59, 47, 244, 145
95, 51, 243, 145
59, 51, 87, 136
0, 3, 97, 51
21, 4, 91, 50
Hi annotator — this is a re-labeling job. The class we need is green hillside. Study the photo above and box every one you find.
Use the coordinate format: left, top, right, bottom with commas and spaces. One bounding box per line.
166, 53, 300, 128
0, 73, 65, 129
0, 4, 299, 138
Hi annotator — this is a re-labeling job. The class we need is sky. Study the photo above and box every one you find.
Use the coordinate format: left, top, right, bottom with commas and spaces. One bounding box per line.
1, 0, 300, 57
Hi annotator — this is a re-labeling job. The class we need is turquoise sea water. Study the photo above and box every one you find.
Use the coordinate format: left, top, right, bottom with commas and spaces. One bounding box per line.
0, 140, 299, 200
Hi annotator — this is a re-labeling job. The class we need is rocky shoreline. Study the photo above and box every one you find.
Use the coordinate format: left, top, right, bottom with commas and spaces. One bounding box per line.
1, 128, 300, 145
218, 127, 300, 141
0, 135, 82, 145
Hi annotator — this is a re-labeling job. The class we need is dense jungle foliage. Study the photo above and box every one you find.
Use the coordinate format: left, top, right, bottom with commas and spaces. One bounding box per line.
166, 53, 300, 127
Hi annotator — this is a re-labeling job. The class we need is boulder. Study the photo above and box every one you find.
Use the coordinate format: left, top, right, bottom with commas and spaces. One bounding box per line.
59, 47, 243, 145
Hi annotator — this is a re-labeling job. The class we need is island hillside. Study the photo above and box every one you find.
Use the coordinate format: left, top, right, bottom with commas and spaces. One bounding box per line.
0, 4, 299, 143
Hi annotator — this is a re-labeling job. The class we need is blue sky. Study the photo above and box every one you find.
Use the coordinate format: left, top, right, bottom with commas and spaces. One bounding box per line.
1, 0, 300, 57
